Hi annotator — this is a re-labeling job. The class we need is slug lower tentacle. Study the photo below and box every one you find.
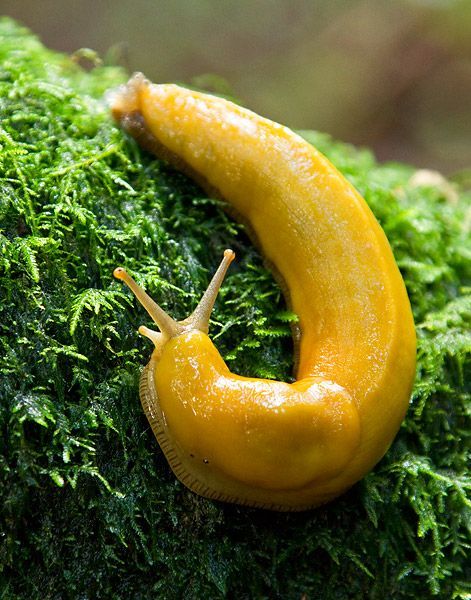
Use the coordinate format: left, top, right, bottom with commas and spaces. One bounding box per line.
111, 73, 416, 511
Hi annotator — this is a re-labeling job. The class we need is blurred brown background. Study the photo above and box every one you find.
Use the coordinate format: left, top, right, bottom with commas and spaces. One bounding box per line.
3, 0, 470, 173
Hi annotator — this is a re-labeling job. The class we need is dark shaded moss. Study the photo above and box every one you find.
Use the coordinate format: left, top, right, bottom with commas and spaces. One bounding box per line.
0, 17, 469, 600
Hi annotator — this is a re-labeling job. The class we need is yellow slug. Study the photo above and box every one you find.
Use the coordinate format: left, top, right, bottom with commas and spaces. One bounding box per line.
111, 73, 416, 511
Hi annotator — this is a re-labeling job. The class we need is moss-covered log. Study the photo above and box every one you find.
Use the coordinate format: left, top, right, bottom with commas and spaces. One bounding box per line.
0, 17, 469, 599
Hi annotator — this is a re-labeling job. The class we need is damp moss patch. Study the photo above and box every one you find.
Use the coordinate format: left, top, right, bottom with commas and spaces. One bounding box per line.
0, 17, 470, 600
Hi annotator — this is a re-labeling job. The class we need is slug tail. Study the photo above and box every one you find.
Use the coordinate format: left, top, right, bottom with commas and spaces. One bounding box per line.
109, 71, 148, 122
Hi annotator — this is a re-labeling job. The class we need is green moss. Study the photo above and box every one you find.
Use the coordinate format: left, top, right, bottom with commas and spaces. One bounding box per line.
0, 17, 469, 599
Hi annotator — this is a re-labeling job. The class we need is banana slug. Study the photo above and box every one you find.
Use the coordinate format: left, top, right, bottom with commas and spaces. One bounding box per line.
111, 73, 416, 511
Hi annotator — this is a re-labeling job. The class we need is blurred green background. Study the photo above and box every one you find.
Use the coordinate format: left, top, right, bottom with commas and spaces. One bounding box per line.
3, 0, 470, 174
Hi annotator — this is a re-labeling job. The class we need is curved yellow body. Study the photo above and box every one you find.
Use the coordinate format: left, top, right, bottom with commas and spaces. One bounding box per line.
112, 74, 416, 510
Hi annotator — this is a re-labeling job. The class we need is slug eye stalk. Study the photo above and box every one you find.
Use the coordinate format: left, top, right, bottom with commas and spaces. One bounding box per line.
113, 249, 235, 342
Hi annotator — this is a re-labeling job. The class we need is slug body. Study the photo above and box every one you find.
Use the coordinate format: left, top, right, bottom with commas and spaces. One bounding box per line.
111, 74, 416, 511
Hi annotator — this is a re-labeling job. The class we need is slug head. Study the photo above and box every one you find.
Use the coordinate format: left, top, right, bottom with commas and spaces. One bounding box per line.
113, 249, 235, 357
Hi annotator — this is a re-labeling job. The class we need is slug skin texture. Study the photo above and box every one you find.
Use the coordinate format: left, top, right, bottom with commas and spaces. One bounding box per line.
112, 74, 416, 511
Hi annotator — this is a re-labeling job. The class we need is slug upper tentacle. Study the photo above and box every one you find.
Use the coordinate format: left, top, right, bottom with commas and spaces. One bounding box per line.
111, 73, 416, 511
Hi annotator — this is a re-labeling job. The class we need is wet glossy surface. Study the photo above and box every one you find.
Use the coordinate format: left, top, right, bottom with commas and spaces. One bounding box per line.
112, 74, 416, 509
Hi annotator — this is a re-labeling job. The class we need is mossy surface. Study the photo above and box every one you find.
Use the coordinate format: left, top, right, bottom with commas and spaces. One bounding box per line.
0, 18, 469, 599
